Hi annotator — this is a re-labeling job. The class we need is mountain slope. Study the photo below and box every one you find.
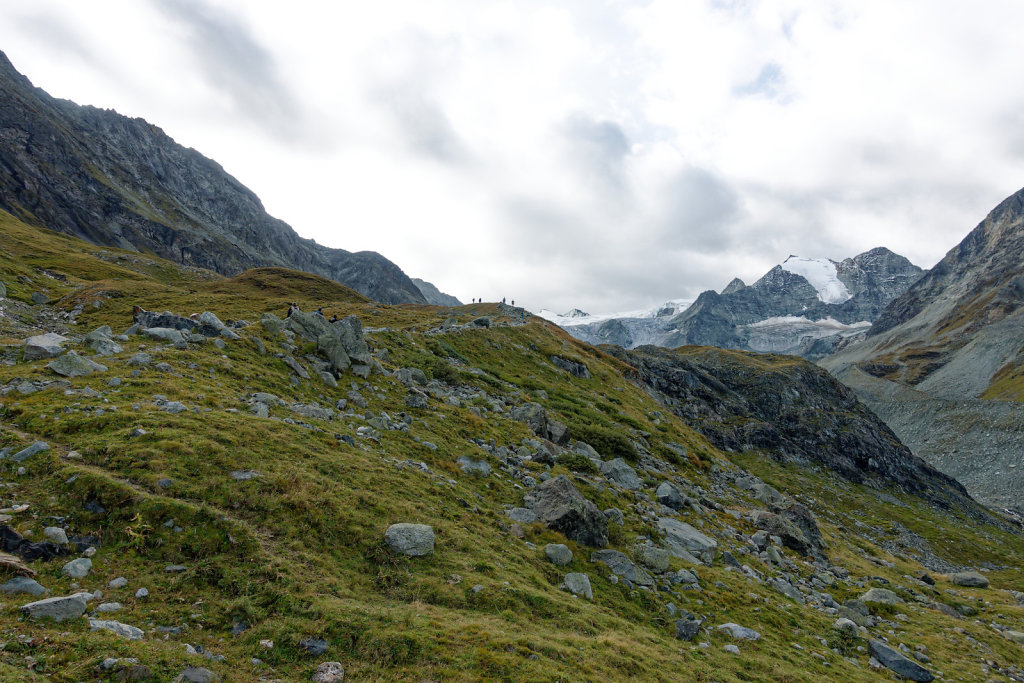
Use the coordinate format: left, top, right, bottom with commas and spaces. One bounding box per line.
1, 213, 1022, 681
554, 248, 922, 358
822, 185, 1024, 509
411, 278, 462, 306
0, 51, 426, 305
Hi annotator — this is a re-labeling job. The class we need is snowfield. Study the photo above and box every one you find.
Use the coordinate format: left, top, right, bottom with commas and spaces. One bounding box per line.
780, 256, 852, 304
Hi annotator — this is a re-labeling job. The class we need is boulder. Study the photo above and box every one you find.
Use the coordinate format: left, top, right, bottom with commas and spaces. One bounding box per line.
0, 576, 47, 596
85, 326, 123, 356
43, 527, 68, 545
861, 587, 903, 606
457, 456, 491, 476
89, 618, 144, 640
561, 572, 593, 599
599, 458, 642, 490
657, 517, 717, 564
11, 441, 50, 462
869, 639, 934, 682
384, 523, 435, 557
174, 668, 219, 683
750, 503, 826, 559
674, 612, 704, 641
260, 313, 285, 335
656, 481, 687, 510
590, 549, 654, 587
142, 327, 186, 344
24, 333, 68, 360
63, 557, 92, 578
635, 544, 671, 573
523, 475, 608, 547
716, 623, 761, 640
950, 571, 989, 588
20, 594, 88, 622
544, 543, 573, 566
47, 352, 107, 377
550, 355, 591, 378
734, 475, 786, 507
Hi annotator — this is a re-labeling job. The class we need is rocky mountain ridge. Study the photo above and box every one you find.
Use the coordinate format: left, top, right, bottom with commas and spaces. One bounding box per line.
0, 50, 426, 305
555, 248, 923, 359
821, 185, 1024, 510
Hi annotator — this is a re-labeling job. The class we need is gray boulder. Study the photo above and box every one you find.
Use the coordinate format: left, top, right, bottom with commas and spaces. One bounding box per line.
24, 333, 68, 360
635, 544, 671, 573
458, 456, 491, 476
11, 440, 50, 462
950, 571, 989, 588
30, 291, 49, 304
591, 549, 654, 586
89, 618, 144, 640
1, 576, 47, 596
523, 475, 608, 547
47, 351, 107, 377
260, 312, 285, 335
20, 593, 88, 621
716, 623, 761, 640
394, 367, 427, 386
174, 668, 220, 683
599, 458, 642, 490
84, 325, 123, 356
507, 508, 538, 524
861, 587, 903, 606
43, 527, 68, 545
674, 612, 704, 641
544, 543, 573, 566
384, 523, 435, 557
734, 475, 787, 507
656, 481, 687, 510
657, 517, 717, 564
62, 557, 92, 578
142, 327, 186, 344
869, 639, 934, 682
750, 503, 826, 560
561, 572, 593, 599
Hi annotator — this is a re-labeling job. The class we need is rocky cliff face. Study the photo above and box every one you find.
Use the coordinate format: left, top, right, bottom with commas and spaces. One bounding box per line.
411, 279, 462, 307
607, 345, 972, 514
560, 248, 922, 359
0, 51, 425, 305
822, 185, 1024, 509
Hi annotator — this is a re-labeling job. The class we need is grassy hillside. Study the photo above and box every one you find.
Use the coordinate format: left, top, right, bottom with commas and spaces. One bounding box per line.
1, 211, 1022, 681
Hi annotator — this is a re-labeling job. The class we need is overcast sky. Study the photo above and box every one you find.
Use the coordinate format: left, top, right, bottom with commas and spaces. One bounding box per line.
2, 0, 1023, 313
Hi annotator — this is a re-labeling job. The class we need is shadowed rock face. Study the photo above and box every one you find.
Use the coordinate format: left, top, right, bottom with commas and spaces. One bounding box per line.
606, 344, 978, 516
0, 51, 425, 305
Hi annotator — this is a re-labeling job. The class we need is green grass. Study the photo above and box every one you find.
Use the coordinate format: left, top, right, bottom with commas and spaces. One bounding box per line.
0, 212, 1022, 681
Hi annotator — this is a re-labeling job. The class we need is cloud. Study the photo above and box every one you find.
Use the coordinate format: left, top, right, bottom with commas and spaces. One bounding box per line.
560, 114, 632, 195
10, 13, 98, 66
151, 0, 300, 139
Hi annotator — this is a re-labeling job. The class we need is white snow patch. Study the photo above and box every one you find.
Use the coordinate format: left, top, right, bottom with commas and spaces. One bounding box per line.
745, 316, 870, 331
780, 256, 852, 304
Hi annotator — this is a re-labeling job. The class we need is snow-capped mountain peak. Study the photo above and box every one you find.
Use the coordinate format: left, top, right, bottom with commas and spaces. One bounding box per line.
780, 256, 852, 304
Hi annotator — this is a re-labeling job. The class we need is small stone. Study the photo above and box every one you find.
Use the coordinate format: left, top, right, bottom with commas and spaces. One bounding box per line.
135, 587, 149, 598
299, 638, 329, 656
11, 441, 49, 463
174, 667, 219, 683
869, 639, 934, 682
62, 557, 92, 578
47, 351, 107, 377
96, 602, 123, 612
311, 661, 345, 683
674, 612, 704, 641
165, 564, 187, 572
0, 576, 47, 596
723, 644, 741, 654
716, 623, 761, 640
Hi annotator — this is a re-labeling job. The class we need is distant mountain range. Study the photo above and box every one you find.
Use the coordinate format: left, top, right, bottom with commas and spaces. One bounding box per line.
0, 50, 451, 305
545, 248, 924, 359
822, 185, 1024, 510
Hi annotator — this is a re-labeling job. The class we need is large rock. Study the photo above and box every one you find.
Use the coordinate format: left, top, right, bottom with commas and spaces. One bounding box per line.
869, 639, 934, 682
11, 441, 49, 462
89, 618, 144, 640
657, 517, 717, 564
24, 333, 67, 360
716, 623, 761, 640
950, 571, 989, 588
590, 549, 654, 587
599, 458, 642, 490
20, 593, 88, 622
544, 543, 573, 566
510, 403, 569, 444
311, 662, 345, 683
734, 475, 786, 506
861, 587, 903, 606
750, 503, 826, 560
656, 481, 687, 510
523, 475, 608, 547
142, 327, 185, 344
674, 612, 704, 641
384, 523, 435, 557
560, 572, 593, 599
63, 557, 92, 578
0, 576, 47, 596
47, 351, 107, 377
84, 325, 123, 356
635, 544, 671, 573
174, 668, 220, 683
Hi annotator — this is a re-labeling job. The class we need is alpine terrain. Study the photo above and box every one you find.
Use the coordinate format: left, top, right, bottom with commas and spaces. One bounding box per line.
550, 249, 923, 359
0, 49, 1021, 683
822, 186, 1024, 513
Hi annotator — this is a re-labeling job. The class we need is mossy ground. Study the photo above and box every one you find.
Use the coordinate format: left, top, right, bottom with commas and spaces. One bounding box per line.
0, 211, 1022, 681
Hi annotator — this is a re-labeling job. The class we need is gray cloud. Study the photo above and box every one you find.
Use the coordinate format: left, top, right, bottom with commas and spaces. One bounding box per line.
658, 166, 743, 252
152, 0, 300, 138
560, 114, 631, 194
377, 89, 470, 164
12, 13, 98, 66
